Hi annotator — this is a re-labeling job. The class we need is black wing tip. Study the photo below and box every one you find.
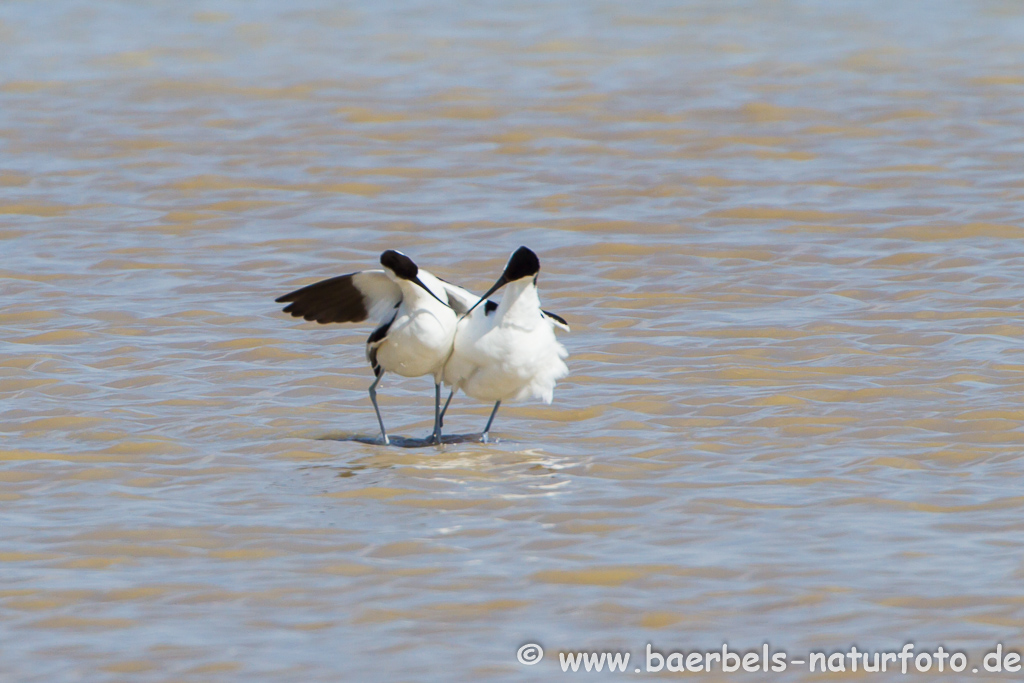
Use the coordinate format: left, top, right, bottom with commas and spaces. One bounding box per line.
274, 273, 370, 325
280, 304, 313, 321
543, 309, 568, 326
282, 308, 364, 325
276, 285, 306, 303
279, 302, 316, 322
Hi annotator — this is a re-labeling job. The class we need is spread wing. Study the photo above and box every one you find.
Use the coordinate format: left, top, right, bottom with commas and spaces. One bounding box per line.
276, 270, 401, 325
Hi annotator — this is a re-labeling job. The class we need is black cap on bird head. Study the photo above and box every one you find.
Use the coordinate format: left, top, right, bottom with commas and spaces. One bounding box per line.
463, 246, 541, 317
503, 246, 540, 282
379, 250, 450, 308
380, 250, 418, 280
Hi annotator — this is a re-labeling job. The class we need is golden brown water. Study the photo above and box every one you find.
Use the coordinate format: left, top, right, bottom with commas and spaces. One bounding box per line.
3, 1, 1024, 680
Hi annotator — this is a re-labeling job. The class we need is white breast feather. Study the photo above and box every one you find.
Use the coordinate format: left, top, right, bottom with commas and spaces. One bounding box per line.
445, 285, 568, 404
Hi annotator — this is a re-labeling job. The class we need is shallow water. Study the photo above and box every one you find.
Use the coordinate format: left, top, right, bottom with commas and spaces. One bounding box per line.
3, 1, 1024, 680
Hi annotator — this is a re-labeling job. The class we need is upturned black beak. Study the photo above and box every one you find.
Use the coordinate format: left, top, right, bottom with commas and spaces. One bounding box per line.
413, 276, 451, 308
463, 274, 509, 317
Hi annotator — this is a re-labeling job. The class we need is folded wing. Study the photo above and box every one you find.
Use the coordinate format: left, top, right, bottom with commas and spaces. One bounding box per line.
437, 279, 481, 316
542, 310, 570, 332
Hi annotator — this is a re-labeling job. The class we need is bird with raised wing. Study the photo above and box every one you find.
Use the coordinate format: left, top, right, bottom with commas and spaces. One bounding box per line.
276, 250, 462, 445
441, 246, 570, 442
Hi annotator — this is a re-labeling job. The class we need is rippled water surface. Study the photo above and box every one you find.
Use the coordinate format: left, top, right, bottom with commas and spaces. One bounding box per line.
4, 1, 1024, 680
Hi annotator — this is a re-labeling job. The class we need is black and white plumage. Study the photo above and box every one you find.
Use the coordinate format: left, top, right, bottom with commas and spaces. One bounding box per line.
440, 246, 570, 442
276, 250, 469, 445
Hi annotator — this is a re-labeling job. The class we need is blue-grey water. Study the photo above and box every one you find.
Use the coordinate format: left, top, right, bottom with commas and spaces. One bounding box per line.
3, 1, 1024, 680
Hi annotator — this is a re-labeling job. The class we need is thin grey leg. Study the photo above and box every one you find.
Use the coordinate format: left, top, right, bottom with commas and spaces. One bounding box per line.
368, 373, 388, 445
481, 401, 501, 443
438, 389, 455, 428
432, 382, 442, 445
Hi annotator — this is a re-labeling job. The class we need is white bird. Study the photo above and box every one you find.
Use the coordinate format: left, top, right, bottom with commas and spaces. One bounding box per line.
440, 246, 570, 442
276, 250, 464, 445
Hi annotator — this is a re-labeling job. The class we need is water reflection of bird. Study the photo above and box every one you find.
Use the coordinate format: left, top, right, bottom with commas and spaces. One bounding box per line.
276, 250, 465, 445
441, 246, 570, 442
